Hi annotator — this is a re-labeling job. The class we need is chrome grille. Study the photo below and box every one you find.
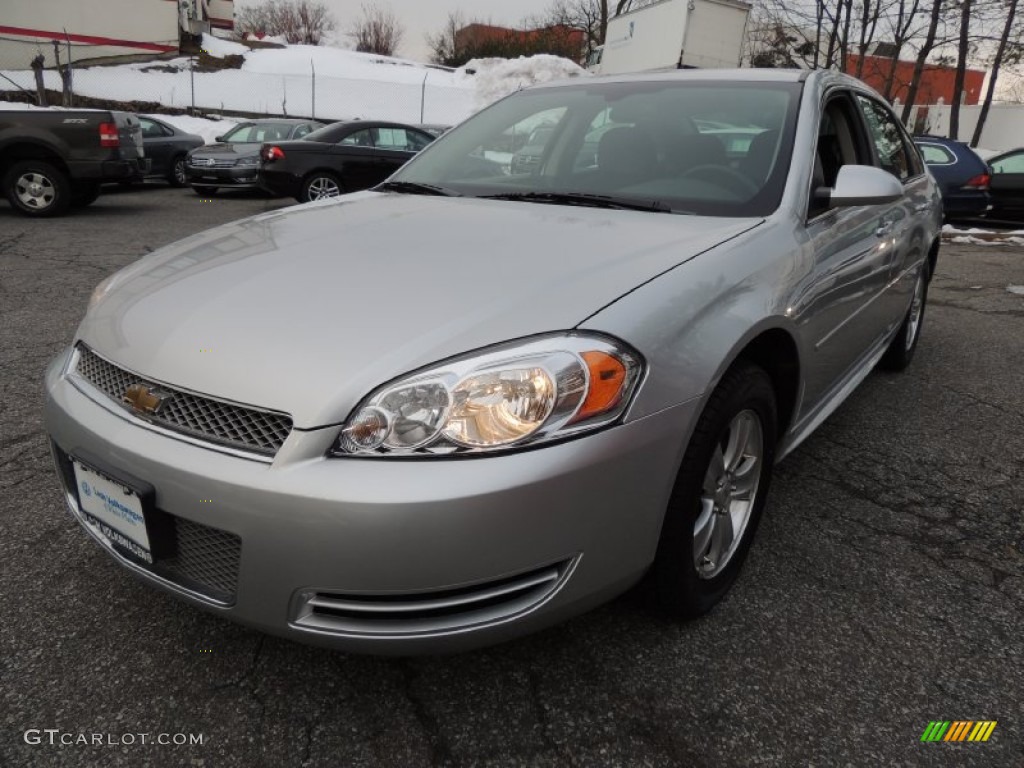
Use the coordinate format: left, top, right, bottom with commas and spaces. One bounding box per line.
291, 560, 574, 636
74, 345, 292, 456
189, 157, 236, 168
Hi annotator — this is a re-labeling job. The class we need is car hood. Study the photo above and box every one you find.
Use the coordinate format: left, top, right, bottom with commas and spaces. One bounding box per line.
80, 193, 761, 427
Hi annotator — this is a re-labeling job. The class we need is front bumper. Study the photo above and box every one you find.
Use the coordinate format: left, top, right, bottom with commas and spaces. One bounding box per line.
185, 164, 260, 188
44, 349, 696, 654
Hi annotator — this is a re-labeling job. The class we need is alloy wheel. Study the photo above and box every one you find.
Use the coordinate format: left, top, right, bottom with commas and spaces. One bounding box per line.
693, 409, 764, 580
15, 172, 56, 211
307, 176, 340, 200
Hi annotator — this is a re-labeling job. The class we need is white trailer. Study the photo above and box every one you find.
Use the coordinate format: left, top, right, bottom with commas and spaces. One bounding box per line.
587, 0, 751, 75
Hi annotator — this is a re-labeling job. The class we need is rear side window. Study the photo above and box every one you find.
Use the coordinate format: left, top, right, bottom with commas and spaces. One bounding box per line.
918, 143, 956, 165
340, 129, 374, 147
992, 151, 1024, 173
856, 95, 911, 182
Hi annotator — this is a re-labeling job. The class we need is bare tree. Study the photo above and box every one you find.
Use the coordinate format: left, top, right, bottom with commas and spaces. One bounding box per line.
949, 0, 973, 138
425, 10, 466, 66
529, 0, 644, 61
236, 0, 337, 45
901, 0, 944, 122
971, 0, 1020, 144
349, 4, 404, 56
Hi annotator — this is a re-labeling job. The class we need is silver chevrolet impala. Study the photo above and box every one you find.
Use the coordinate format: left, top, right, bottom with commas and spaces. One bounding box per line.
45, 69, 941, 654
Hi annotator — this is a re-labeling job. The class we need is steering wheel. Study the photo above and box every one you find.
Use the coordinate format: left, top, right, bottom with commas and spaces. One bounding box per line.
680, 165, 760, 198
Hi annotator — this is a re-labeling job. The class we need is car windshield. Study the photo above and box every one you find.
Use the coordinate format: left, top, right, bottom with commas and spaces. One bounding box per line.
390, 80, 802, 217
221, 123, 295, 143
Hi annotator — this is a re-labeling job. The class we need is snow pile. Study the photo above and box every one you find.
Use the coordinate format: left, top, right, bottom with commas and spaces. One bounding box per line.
199, 36, 249, 58
1007, 285, 1024, 296
459, 55, 589, 109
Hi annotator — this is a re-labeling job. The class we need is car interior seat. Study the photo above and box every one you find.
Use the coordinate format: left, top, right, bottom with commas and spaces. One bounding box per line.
597, 126, 659, 186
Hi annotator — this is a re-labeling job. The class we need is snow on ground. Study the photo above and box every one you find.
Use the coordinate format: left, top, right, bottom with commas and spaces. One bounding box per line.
1007, 285, 1024, 295
949, 235, 1024, 246
0, 43, 586, 126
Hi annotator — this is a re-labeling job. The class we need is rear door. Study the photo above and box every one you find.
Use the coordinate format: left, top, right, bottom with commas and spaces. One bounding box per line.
370, 127, 431, 179
139, 117, 173, 174
989, 150, 1024, 221
330, 128, 380, 191
854, 94, 931, 322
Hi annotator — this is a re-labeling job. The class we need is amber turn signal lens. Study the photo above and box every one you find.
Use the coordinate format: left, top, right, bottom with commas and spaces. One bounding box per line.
573, 351, 628, 422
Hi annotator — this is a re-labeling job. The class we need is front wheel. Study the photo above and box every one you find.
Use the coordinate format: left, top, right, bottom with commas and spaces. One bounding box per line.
301, 172, 342, 202
4, 160, 72, 217
650, 361, 777, 618
878, 261, 929, 372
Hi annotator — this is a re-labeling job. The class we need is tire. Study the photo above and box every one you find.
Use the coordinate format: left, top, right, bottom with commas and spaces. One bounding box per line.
301, 172, 342, 202
878, 261, 929, 372
70, 182, 101, 208
192, 185, 219, 196
4, 160, 72, 217
650, 361, 777, 618
168, 155, 188, 187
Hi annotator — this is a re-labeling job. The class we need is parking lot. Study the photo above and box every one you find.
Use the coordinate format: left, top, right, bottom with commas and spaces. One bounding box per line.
1, 186, 1022, 767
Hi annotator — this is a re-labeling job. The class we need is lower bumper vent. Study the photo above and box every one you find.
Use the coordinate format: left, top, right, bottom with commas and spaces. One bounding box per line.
291, 560, 574, 636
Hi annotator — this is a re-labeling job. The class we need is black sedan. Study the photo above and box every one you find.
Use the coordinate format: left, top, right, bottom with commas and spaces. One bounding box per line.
986, 147, 1024, 224
258, 121, 435, 202
186, 119, 324, 195
138, 116, 204, 186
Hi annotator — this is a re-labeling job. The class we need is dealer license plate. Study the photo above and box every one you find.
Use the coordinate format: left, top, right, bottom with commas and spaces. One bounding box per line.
71, 459, 152, 562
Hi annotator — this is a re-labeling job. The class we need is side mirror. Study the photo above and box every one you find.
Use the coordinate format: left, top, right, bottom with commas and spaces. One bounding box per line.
828, 165, 903, 208
215, 135, 225, 143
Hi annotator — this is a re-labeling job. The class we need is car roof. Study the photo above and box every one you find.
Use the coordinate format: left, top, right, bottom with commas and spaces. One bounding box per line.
524, 68, 886, 99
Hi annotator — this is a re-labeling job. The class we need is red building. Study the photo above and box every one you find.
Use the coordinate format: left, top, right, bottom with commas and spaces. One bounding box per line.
455, 23, 586, 60
844, 53, 985, 105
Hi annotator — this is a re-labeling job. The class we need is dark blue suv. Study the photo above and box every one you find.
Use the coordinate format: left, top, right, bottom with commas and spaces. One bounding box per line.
913, 136, 991, 221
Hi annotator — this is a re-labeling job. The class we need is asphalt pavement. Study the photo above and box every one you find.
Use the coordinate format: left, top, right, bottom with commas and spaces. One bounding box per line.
1, 186, 1022, 767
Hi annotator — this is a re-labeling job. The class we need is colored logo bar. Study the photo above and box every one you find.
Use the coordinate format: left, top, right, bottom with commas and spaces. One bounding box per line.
921, 721, 997, 742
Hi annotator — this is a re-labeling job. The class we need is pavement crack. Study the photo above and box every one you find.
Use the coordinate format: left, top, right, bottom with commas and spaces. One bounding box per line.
524, 664, 558, 756
399, 661, 453, 766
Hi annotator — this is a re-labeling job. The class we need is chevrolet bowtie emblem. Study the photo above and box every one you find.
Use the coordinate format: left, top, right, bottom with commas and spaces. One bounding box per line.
122, 383, 168, 415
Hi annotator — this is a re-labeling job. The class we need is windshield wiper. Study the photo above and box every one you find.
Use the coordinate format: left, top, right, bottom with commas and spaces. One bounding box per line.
376, 180, 457, 196
480, 191, 673, 213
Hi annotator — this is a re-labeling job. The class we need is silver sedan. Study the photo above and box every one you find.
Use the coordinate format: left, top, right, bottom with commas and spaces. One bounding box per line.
44, 69, 942, 654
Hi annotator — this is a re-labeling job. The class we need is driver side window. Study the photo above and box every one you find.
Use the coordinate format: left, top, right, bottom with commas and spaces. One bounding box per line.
809, 95, 870, 219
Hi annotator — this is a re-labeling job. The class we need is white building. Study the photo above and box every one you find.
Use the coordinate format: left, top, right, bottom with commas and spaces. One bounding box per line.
0, 0, 234, 70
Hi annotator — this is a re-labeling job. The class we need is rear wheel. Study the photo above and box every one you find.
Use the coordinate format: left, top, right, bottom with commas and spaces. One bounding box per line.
301, 172, 342, 202
879, 261, 929, 372
192, 185, 219, 197
168, 155, 188, 187
650, 361, 777, 618
4, 160, 72, 217
70, 182, 102, 208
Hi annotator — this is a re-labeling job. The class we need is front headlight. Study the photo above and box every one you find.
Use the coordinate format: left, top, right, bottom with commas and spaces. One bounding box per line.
333, 334, 642, 457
